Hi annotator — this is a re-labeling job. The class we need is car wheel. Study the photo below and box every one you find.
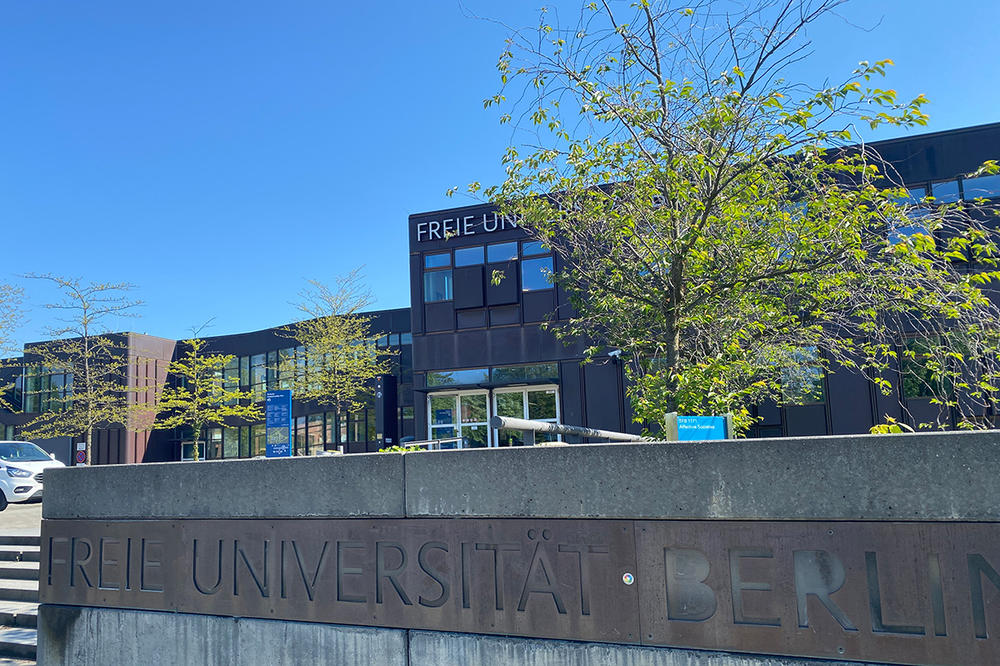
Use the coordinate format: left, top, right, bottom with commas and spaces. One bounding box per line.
0, 492, 7, 512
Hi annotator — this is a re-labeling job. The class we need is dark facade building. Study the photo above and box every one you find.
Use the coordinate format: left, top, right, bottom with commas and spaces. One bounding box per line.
3, 123, 1000, 464
406, 122, 1000, 443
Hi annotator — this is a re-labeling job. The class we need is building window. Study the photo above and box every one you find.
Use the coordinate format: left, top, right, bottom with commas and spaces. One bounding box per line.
491, 363, 559, 384
424, 252, 451, 269
494, 387, 560, 446
23, 366, 73, 414
455, 246, 484, 266
521, 256, 554, 291
487, 242, 518, 263
307, 412, 324, 453
223, 427, 239, 458
930, 179, 960, 203
423, 270, 453, 302
250, 354, 266, 397
426, 368, 489, 387
888, 208, 931, 245
963, 174, 1000, 200
522, 241, 549, 257
251, 424, 266, 456
780, 348, 826, 405
204, 428, 223, 460
901, 337, 947, 399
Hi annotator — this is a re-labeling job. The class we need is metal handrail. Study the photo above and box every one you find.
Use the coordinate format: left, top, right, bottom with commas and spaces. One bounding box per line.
489, 416, 644, 443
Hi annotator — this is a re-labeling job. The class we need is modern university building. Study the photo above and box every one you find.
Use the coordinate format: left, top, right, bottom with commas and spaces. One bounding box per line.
4, 122, 1000, 465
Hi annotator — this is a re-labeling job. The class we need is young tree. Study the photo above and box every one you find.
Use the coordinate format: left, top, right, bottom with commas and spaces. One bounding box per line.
0, 282, 22, 357
152, 338, 261, 461
278, 270, 393, 419
20, 275, 143, 462
472, 1, 1000, 432
0, 282, 24, 413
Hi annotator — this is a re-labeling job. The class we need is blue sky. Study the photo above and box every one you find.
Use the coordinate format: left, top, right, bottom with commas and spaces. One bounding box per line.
1, 1, 998, 347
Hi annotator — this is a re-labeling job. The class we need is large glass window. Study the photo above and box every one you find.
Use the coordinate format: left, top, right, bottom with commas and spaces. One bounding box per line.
205, 428, 223, 460
223, 427, 239, 458
426, 368, 489, 386
901, 337, 948, 399
424, 252, 451, 269
491, 363, 559, 383
963, 174, 1000, 200
423, 271, 453, 302
307, 413, 324, 453
250, 354, 266, 397
780, 347, 826, 405
22, 366, 73, 413
251, 424, 266, 456
487, 242, 518, 262
931, 180, 960, 203
522, 241, 548, 257
521, 256, 554, 291
494, 387, 560, 446
455, 246, 484, 266
888, 208, 931, 246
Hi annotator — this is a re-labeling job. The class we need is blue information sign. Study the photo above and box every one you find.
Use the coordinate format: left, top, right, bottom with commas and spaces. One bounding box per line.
264, 390, 292, 457
677, 415, 729, 442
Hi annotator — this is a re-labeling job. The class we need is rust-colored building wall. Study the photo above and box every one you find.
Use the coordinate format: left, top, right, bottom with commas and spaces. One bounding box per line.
88, 333, 176, 466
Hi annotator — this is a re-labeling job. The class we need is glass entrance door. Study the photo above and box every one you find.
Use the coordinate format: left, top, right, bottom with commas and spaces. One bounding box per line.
427, 385, 560, 447
492, 386, 560, 446
428, 391, 490, 448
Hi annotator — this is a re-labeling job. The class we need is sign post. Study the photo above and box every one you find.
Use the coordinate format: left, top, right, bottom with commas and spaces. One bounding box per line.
264, 390, 292, 458
664, 412, 733, 441
75, 442, 87, 466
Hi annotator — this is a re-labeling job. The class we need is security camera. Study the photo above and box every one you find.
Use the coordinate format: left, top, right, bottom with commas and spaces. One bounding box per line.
608, 349, 622, 358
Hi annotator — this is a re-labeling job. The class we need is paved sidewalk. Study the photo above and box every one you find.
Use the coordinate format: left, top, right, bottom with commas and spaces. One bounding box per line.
0, 506, 41, 537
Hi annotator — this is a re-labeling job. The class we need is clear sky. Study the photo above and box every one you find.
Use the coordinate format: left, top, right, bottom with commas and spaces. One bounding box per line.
1, 1, 998, 347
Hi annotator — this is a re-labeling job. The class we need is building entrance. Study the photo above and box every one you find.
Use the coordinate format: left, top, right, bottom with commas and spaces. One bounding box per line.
427, 385, 560, 448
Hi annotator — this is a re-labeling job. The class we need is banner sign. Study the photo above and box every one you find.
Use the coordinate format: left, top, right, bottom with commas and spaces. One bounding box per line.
39, 518, 1000, 665
264, 390, 292, 458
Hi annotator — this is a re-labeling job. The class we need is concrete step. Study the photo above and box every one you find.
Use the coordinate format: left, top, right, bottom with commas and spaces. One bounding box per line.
0, 602, 37, 630
0, 550, 38, 564
0, 564, 37, 582
0, 626, 35, 660
0, 582, 37, 604
0, 539, 37, 549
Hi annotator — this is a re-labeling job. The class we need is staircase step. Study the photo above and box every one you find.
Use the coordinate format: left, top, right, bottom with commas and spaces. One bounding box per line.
0, 539, 38, 548
0, 550, 39, 564
0, 602, 37, 630
0, 582, 37, 604
0, 565, 37, 582
0, 626, 36, 660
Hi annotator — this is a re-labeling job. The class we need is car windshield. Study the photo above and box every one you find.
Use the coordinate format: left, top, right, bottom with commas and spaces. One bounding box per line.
0, 442, 50, 462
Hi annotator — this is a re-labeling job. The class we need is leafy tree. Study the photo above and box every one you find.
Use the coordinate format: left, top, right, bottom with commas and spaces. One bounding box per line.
152, 338, 261, 461
20, 275, 142, 462
469, 0, 1000, 432
278, 270, 393, 419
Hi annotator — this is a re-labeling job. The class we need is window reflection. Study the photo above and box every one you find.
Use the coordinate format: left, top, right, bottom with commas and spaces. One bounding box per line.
454, 246, 484, 266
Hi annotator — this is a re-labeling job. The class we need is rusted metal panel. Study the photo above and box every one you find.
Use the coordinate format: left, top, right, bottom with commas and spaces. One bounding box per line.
40, 518, 640, 644
636, 520, 1000, 665
40, 518, 1000, 664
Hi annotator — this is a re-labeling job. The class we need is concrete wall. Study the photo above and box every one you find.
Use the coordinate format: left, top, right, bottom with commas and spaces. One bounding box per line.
37, 606, 877, 666
38, 431, 1000, 665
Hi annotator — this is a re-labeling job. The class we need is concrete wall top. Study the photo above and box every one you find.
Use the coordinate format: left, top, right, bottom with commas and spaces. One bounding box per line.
404, 430, 999, 520
42, 453, 405, 520
43, 430, 1000, 521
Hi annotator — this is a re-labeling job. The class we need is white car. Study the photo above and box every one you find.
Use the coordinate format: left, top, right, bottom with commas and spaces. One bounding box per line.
0, 440, 65, 511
